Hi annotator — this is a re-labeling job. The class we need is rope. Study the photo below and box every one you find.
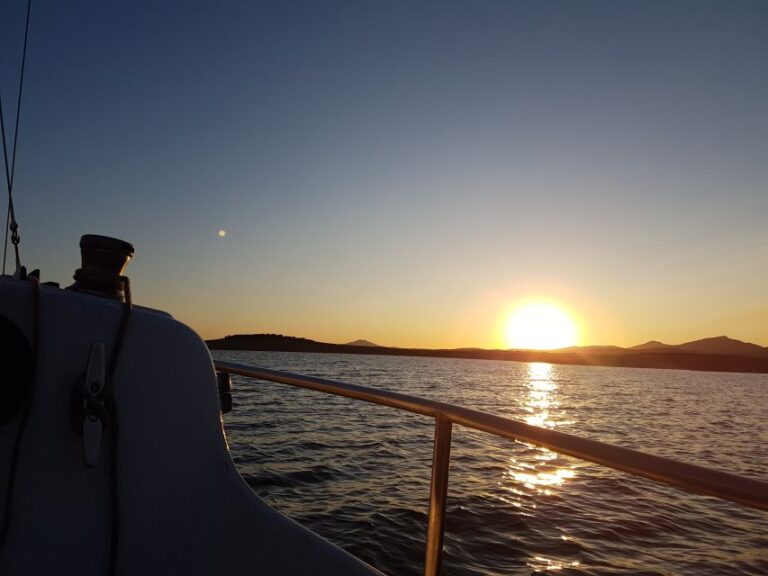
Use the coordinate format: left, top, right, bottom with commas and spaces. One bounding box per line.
1, 0, 33, 275
106, 276, 132, 576
0, 97, 14, 274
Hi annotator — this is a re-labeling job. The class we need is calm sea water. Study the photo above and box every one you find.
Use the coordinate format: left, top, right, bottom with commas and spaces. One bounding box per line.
213, 351, 768, 576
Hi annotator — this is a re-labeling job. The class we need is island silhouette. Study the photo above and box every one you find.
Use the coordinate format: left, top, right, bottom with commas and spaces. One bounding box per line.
207, 334, 768, 374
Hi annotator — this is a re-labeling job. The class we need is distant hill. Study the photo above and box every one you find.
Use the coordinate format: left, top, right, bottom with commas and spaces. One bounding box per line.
676, 336, 768, 357
630, 336, 768, 357
345, 339, 380, 347
631, 340, 674, 351
208, 333, 385, 354
206, 333, 768, 374
555, 345, 625, 355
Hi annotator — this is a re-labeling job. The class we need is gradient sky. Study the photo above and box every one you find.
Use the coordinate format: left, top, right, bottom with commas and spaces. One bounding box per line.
1, 1, 766, 348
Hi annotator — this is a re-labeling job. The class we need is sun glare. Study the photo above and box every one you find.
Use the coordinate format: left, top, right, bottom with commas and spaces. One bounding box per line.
504, 302, 577, 350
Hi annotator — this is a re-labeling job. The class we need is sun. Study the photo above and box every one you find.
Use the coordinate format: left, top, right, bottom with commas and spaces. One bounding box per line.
504, 302, 578, 350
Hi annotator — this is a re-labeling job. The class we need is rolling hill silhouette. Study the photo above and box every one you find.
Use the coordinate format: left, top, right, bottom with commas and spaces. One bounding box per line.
631, 336, 768, 357
207, 334, 768, 374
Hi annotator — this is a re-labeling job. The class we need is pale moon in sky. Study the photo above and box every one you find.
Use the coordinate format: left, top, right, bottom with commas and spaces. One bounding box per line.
218, 229, 227, 238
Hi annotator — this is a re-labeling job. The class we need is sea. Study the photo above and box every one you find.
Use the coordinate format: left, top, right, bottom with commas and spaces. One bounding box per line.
212, 350, 768, 576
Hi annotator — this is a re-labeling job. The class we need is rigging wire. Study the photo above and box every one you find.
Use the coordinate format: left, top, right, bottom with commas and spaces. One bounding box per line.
1, 0, 33, 275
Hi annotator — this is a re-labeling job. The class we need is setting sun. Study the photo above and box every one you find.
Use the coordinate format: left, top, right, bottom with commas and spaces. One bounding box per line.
504, 302, 578, 350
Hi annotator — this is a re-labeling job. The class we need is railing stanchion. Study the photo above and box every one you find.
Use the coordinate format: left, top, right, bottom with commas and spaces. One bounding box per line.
424, 416, 452, 576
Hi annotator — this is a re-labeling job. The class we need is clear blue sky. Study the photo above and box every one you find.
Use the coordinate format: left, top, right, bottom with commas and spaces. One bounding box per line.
2, 1, 767, 347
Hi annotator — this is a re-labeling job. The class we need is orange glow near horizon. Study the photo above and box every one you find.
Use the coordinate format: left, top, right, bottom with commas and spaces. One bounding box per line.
503, 301, 578, 350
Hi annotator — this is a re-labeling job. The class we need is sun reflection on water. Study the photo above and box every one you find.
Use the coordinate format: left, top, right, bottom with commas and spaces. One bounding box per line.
504, 363, 578, 496
528, 555, 582, 572
524, 362, 559, 429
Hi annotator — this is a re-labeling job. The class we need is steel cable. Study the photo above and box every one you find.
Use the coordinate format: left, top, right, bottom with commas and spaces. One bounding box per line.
1, 0, 33, 275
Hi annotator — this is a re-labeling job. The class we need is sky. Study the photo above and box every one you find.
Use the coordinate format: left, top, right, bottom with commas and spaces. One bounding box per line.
1, 1, 766, 348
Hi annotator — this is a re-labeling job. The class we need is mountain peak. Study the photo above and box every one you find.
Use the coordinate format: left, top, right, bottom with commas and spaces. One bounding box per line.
631, 340, 672, 350
345, 339, 380, 347
678, 335, 767, 357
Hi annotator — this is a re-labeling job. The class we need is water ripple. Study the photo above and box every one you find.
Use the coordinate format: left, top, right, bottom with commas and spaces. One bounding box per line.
216, 351, 768, 575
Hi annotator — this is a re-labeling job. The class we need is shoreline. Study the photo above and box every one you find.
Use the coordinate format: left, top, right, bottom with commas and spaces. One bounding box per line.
207, 336, 768, 375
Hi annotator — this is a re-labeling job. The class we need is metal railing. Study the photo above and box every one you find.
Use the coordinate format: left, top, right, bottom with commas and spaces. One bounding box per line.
214, 360, 768, 576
